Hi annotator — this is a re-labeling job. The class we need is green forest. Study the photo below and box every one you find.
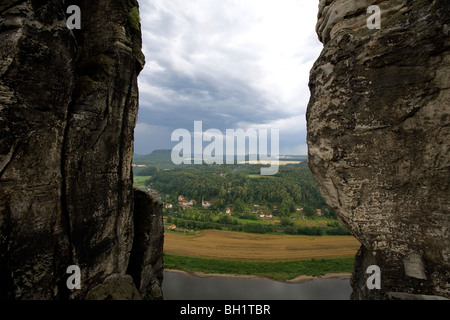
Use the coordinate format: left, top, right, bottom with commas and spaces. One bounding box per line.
142, 165, 326, 213
135, 163, 351, 235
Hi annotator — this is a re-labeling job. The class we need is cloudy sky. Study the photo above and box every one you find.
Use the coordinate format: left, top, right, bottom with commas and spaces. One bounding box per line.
135, 0, 323, 155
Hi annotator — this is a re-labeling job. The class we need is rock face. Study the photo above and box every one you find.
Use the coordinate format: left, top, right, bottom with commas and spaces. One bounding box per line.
85, 275, 141, 301
127, 189, 164, 300
307, 0, 449, 299
0, 1, 163, 299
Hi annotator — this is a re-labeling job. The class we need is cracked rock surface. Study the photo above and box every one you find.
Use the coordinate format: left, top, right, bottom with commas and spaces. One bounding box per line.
0, 1, 163, 300
307, 0, 450, 299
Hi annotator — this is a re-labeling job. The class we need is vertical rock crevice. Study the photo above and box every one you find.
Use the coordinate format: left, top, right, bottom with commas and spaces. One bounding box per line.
127, 189, 164, 300
0, 0, 164, 300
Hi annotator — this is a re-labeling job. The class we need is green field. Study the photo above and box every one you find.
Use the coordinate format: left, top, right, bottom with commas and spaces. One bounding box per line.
133, 176, 150, 189
164, 253, 355, 281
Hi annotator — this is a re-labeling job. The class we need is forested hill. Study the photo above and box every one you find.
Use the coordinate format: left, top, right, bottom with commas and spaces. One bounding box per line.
133, 149, 308, 169
133, 149, 176, 169
138, 164, 332, 217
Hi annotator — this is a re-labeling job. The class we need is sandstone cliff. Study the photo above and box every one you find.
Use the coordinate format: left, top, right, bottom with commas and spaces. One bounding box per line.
307, 0, 449, 299
0, 1, 163, 300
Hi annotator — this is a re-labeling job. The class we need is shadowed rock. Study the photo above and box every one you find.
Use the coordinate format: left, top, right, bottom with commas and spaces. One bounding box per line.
127, 189, 164, 300
0, 1, 163, 300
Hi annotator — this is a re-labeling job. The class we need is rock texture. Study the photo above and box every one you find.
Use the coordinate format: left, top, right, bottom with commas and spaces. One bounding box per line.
127, 189, 164, 300
0, 1, 163, 300
85, 274, 141, 300
307, 0, 449, 299
86, 275, 141, 300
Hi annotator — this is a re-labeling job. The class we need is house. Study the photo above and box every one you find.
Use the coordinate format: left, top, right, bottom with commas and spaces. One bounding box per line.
179, 199, 195, 208
165, 203, 173, 209
259, 212, 273, 219
227, 188, 232, 193
202, 201, 212, 208
226, 208, 231, 215
178, 200, 188, 207
316, 209, 322, 216
169, 224, 176, 230
296, 207, 303, 211
178, 195, 196, 208
151, 189, 158, 195
272, 206, 278, 211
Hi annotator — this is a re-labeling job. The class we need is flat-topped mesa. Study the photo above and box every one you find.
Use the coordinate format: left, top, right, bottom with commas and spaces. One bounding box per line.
307, 0, 450, 299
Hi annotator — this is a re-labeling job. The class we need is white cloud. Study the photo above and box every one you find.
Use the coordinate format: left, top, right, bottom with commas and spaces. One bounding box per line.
136, 0, 322, 155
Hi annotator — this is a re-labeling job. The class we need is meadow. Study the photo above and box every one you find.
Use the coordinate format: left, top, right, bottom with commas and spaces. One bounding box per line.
164, 253, 355, 281
164, 229, 360, 261
163, 229, 360, 280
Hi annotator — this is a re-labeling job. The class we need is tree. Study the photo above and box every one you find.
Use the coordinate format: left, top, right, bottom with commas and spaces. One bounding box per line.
303, 206, 315, 218
234, 198, 245, 213
280, 217, 294, 227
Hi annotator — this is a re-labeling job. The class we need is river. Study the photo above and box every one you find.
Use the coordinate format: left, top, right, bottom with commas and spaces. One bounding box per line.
162, 271, 352, 300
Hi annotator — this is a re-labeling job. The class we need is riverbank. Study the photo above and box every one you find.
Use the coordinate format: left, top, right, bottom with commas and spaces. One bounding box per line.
162, 271, 353, 300
165, 268, 351, 283
164, 253, 355, 281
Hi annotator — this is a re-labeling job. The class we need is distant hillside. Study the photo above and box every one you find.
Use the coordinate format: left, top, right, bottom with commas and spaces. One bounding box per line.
133, 149, 309, 171
133, 149, 179, 170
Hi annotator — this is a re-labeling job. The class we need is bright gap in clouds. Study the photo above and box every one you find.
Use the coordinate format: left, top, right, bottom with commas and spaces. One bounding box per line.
135, 0, 323, 155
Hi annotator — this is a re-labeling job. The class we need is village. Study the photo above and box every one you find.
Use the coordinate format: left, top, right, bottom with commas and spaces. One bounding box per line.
163, 194, 323, 218
146, 186, 325, 229
133, 164, 349, 236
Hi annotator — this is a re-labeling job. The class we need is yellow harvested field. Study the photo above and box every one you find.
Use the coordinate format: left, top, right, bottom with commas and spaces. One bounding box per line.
164, 230, 360, 261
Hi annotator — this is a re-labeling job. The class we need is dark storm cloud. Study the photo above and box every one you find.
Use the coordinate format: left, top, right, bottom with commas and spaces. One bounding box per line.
135, 0, 323, 155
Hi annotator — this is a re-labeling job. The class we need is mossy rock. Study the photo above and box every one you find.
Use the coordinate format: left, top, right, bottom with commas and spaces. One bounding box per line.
128, 7, 140, 31
85, 275, 141, 300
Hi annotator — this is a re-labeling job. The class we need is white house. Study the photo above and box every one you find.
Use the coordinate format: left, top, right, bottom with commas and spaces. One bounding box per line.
202, 201, 212, 208
165, 203, 173, 209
